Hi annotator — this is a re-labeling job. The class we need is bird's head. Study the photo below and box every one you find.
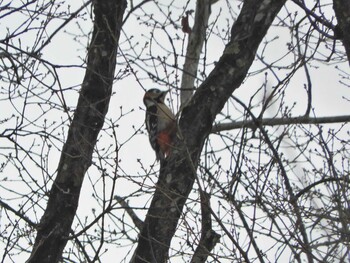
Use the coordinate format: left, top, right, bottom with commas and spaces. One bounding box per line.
143, 89, 169, 107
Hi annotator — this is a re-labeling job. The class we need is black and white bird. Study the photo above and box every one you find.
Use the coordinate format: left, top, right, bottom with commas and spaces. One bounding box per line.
143, 89, 176, 161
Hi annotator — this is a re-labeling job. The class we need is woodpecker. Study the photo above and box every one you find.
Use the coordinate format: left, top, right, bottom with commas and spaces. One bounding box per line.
143, 89, 176, 161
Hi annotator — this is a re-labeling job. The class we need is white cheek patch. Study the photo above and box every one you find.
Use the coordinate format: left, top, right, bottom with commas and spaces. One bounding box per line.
144, 98, 156, 107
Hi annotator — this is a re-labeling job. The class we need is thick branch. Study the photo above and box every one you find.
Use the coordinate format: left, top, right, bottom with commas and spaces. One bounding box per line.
333, 0, 350, 65
131, 0, 287, 262
180, 0, 212, 105
212, 115, 350, 132
27, 1, 127, 262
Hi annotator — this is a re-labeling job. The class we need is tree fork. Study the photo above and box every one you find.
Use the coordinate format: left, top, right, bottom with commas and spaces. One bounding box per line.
131, 0, 287, 261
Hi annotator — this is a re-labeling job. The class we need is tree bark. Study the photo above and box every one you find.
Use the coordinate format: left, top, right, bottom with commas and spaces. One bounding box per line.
180, 0, 212, 105
333, 0, 350, 66
131, 0, 287, 262
27, 1, 127, 262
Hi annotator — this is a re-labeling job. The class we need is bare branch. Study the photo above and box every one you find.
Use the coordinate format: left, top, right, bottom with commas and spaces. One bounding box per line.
180, 0, 212, 106
115, 195, 144, 231
212, 115, 350, 132
190, 191, 220, 263
35, 1, 92, 54
292, 0, 336, 36
0, 199, 37, 228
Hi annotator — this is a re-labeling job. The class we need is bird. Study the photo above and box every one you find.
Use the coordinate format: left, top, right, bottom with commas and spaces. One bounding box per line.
143, 89, 176, 161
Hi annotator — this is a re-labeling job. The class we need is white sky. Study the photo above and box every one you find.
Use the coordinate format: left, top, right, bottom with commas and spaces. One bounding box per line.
0, 0, 349, 262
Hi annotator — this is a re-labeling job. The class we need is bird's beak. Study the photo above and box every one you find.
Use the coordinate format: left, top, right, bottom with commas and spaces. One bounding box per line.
161, 90, 170, 99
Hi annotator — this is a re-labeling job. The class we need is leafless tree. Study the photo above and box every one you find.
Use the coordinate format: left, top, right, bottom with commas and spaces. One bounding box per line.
0, 0, 349, 262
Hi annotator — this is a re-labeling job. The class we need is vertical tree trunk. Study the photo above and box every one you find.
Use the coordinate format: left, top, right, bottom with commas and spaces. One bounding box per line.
27, 1, 127, 262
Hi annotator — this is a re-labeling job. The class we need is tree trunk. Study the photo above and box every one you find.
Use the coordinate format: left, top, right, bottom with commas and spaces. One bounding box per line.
131, 0, 287, 262
27, 1, 127, 262
333, 0, 350, 66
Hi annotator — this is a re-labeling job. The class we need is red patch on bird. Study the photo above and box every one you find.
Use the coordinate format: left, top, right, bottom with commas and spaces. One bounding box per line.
157, 131, 173, 157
